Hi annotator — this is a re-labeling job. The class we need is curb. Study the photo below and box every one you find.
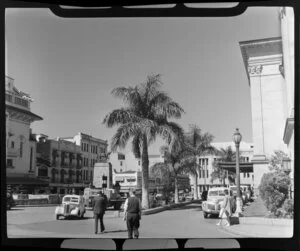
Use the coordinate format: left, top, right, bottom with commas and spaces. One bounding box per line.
15, 204, 60, 208
142, 200, 202, 215
239, 217, 293, 226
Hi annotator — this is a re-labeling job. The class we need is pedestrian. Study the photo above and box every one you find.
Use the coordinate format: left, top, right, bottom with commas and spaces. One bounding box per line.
216, 189, 232, 227
123, 189, 142, 239
92, 191, 106, 234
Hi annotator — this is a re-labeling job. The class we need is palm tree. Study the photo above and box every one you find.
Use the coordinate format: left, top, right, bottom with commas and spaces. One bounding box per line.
103, 74, 184, 209
151, 143, 186, 204
211, 146, 236, 185
184, 125, 217, 199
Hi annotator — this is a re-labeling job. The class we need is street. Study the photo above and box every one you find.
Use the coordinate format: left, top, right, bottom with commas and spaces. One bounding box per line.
7, 203, 237, 238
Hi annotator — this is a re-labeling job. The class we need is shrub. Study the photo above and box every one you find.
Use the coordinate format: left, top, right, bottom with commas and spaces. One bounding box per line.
276, 199, 294, 218
258, 171, 290, 214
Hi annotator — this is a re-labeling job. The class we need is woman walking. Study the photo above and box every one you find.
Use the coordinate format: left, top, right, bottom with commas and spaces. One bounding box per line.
216, 189, 232, 227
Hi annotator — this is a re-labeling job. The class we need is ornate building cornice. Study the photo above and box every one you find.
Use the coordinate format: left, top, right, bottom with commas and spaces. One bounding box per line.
248, 65, 263, 76
239, 37, 282, 84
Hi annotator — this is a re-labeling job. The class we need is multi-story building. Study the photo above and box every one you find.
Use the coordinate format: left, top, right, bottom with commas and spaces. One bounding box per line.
191, 141, 254, 193
63, 132, 108, 186
239, 7, 294, 194
36, 136, 84, 194
109, 151, 164, 173
5, 76, 46, 193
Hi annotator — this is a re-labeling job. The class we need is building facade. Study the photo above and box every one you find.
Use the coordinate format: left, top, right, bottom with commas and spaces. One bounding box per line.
36, 136, 85, 194
280, 7, 294, 198
109, 151, 164, 173
192, 141, 254, 193
239, 7, 294, 193
5, 76, 45, 193
63, 132, 108, 186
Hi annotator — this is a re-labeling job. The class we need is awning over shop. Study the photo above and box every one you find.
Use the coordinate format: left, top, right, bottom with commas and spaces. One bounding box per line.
218, 162, 254, 173
6, 176, 49, 186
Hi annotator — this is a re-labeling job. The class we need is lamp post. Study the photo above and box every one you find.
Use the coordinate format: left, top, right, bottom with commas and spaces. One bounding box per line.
233, 128, 243, 216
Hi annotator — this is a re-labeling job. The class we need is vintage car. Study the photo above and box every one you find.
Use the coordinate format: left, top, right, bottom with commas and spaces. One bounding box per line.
229, 185, 247, 205
202, 187, 229, 218
55, 195, 86, 220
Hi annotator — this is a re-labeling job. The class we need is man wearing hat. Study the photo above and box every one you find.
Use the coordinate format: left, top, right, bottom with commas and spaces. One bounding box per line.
123, 189, 142, 239
92, 191, 107, 234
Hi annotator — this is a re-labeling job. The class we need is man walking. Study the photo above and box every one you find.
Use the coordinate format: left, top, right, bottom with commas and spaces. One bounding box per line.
124, 189, 142, 239
92, 191, 106, 234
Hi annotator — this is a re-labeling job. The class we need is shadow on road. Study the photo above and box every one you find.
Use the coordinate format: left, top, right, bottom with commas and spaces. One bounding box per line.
169, 205, 202, 211
8, 208, 24, 211
103, 230, 127, 234
59, 216, 92, 221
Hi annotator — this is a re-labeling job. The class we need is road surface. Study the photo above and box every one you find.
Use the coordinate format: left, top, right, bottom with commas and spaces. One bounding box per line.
7, 203, 238, 238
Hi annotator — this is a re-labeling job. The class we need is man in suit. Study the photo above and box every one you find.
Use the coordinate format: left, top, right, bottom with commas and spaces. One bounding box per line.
92, 191, 107, 234
123, 189, 142, 239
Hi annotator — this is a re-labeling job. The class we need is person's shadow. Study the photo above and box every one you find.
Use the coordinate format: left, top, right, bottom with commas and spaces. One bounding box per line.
102, 230, 128, 233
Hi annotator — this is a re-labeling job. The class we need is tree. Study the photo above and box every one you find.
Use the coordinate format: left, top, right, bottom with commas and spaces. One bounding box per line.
210, 146, 236, 185
259, 171, 291, 215
183, 125, 217, 199
103, 74, 184, 209
269, 150, 289, 172
150, 143, 186, 204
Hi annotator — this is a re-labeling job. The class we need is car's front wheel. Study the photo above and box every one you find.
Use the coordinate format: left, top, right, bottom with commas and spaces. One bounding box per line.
203, 212, 208, 218
56, 214, 60, 220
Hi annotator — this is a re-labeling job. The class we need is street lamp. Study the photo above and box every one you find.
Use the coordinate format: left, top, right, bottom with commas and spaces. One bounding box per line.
282, 157, 291, 175
233, 128, 243, 216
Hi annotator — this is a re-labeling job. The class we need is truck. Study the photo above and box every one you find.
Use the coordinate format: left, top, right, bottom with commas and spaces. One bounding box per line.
83, 187, 125, 210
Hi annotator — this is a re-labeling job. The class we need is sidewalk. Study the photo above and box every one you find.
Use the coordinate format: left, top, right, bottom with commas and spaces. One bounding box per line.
220, 196, 293, 238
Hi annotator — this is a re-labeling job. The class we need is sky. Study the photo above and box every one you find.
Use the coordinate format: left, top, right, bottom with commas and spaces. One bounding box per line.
6, 7, 281, 154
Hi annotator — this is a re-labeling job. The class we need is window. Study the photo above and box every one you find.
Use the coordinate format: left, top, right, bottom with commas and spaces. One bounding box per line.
11, 141, 14, 148
87, 144, 89, 152
15, 97, 29, 107
243, 173, 246, 178
206, 170, 209, 178
81, 143, 84, 151
7, 159, 13, 167
118, 154, 125, 160
90, 171, 93, 180
120, 161, 123, 166
6, 94, 12, 102
199, 170, 202, 178
247, 173, 250, 178
20, 142, 23, 157
138, 161, 140, 166
38, 168, 48, 177
29, 147, 33, 171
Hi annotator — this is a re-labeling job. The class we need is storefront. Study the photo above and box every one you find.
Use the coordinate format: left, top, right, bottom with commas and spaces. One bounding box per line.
6, 174, 49, 194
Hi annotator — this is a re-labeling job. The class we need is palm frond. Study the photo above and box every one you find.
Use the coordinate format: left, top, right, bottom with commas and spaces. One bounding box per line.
103, 108, 140, 128
110, 119, 155, 152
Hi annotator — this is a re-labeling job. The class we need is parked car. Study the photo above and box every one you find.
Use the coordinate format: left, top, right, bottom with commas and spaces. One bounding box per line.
6, 193, 15, 210
201, 191, 208, 201
55, 195, 86, 220
229, 186, 247, 205
202, 187, 229, 218
241, 185, 252, 201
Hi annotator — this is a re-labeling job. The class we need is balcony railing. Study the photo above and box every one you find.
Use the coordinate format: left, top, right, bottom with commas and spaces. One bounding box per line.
37, 176, 50, 181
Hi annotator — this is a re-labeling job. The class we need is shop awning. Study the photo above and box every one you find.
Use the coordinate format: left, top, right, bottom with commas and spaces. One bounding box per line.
6, 176, 49, 185
218, 162, 254, 173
